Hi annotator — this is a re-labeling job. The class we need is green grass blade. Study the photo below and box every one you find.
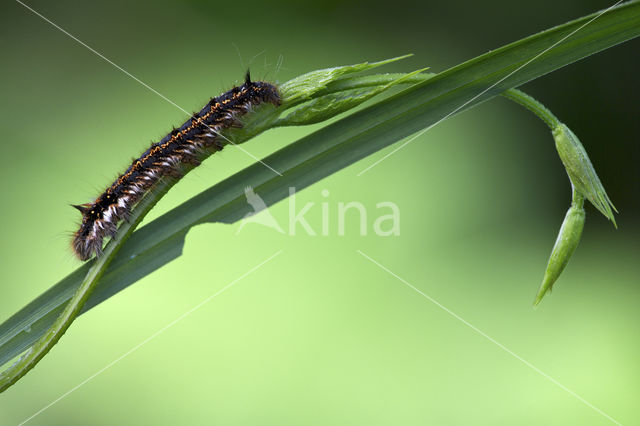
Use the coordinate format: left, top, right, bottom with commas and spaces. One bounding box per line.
0, 172, 177, 391
1, 0, 638, 368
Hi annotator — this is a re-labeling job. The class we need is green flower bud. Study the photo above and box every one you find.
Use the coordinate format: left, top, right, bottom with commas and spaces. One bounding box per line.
553, 123, 616, 226
534, 201, 585, 306
278, 55, 413, 104
278, 69, 426, 127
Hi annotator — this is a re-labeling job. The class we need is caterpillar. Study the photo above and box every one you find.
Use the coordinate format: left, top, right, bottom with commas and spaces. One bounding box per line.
72, 72, 280, 261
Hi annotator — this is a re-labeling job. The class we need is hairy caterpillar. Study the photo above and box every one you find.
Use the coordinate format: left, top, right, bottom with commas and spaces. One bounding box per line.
72, 73, 280, 261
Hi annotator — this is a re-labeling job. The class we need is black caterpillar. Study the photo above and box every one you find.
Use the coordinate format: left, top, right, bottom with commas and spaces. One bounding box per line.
72, 73, 280, 260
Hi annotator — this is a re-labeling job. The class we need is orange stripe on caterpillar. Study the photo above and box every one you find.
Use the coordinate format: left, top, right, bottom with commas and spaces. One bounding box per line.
72, 73, 280, 261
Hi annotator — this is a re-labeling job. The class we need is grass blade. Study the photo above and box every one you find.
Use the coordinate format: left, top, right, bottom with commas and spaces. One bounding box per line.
1, 0, 638, 368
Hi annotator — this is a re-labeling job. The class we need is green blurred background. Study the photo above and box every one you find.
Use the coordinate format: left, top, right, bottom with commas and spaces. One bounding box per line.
1, 0, 638, 424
